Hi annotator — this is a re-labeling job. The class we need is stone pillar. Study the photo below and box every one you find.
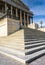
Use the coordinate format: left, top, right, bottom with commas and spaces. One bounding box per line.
2, 7, 4, 13
27, 14, 29, 25
11, 6, 13, 18
24, 12, 26, 27
5, 3, 7, 13
16, 8, 18, 17
11, 6, 13, 15
20, 10, 22, 27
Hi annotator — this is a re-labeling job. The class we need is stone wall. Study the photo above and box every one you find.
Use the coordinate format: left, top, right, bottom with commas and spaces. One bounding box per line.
7, 18, 20, 35
0, 18, 7, 36
0, 18, 20, 37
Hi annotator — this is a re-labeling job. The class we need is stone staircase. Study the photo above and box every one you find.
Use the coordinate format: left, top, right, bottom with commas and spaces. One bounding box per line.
24, 28, 45, 39
24, 28, 45, 63
0, 28, 45, 64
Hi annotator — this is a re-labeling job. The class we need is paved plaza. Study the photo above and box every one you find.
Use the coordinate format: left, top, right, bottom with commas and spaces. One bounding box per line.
0, 53, 45, 65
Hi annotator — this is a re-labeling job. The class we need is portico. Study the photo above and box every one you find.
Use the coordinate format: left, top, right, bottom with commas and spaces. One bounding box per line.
0, 0, 33, 36
0, 0, 33, 27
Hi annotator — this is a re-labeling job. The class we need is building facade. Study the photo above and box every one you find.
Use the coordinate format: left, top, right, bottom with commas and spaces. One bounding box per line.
0, 0, 33, 36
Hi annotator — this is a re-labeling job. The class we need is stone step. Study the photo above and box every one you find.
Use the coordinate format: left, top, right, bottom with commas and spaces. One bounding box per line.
25, 42, 45, 46
24, 35, 45, 38
25, 42, 45, 49
0, 46, 44, 64
25, 45, 45, 55
25, 39, 45, 42
0, 46, 25, 55
25, 40, 45, 45
25, 40, 45, 43
25, 39, 38, 42
26, 50, 45, 63
0, 46, 25, 63
24, 36, 45, 38
24, 36, 45, 39
24, 33, 45, 35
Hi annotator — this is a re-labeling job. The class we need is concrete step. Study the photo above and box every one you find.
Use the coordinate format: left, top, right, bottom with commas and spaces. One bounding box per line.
25, 45, 45, 55
26, 50, 45, 63
25, 42, 45, 49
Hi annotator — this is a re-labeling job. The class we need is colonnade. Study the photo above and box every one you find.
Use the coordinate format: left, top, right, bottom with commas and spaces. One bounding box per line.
0, 2, 33, 27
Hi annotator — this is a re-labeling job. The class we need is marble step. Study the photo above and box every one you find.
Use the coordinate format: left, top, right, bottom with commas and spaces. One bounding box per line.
25, 45, 45, 55
25, 42, 45, 49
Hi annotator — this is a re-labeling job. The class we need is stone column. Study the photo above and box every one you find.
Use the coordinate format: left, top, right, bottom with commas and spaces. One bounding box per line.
27, 14, 29, 25
11, 6, 13, 18
5, 3, 7, 13
2, 7, 4, 13
20, 10, 22, 26
24, 12, 26, 27
11, 6, 13, 15
16, 8, 18, 17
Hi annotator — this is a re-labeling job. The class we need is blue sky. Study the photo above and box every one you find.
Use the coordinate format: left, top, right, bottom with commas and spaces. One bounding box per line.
22, 0, 45, 26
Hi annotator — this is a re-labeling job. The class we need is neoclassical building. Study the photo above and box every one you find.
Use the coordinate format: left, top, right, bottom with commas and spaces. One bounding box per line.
0, 0, 33, 36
